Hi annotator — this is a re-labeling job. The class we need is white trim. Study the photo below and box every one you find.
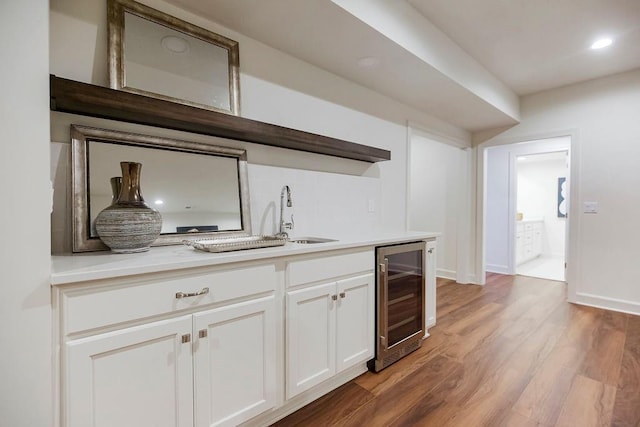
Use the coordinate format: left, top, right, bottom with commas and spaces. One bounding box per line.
486, 264, 510, 275
405, 123, 413, 232
456, 147, 472, 284
575, 292, 640, 317
408, 121, 471, 149
477, 128, 580, 299
436, 268, 457, 280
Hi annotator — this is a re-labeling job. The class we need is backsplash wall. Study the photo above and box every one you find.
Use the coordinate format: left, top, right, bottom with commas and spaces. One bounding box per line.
50, 131, 381, 254
248, 164, 380, 238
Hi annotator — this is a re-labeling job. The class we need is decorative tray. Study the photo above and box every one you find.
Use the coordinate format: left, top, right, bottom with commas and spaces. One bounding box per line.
182, 235, 287, 253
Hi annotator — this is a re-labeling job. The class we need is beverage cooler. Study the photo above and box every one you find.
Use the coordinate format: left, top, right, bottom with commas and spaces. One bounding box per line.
370, 241, 426, 372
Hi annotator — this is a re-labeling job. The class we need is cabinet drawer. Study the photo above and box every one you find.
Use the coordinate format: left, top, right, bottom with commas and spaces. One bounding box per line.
62, 263, 277, 335
288, 249, 373, 287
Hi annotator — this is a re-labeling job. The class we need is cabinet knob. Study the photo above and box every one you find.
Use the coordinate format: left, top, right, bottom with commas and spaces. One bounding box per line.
181, 334, 191, 344
331, 294, 338, 301
427, 248, 434, 254
175, 287, 209, 299
339, 292, 346, 298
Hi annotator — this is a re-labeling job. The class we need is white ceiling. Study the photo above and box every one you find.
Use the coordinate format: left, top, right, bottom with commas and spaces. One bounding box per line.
408, 0, 640, 95
167, 0, 640, 132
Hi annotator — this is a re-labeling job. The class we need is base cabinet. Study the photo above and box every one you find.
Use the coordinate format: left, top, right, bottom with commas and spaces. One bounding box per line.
286, 273, 374, 399
64, 297, 276, 427
58, 262, 279, 427
194, 296, 276, 427
55, 242, 431, 427
516, 221, 543, 265
425, 239, 437, 333
66, 316, 194, 427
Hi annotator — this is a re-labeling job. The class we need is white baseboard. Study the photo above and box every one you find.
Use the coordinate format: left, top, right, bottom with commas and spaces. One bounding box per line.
435, 270, 480, 285
436, 268, 456, 280
574, 292, 640, 316
486, 263, 510, 274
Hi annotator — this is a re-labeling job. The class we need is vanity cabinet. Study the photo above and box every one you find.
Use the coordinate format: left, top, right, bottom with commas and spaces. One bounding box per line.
285, 250, 374, 399
56, 262, 279, 427
516, 220, 543, 265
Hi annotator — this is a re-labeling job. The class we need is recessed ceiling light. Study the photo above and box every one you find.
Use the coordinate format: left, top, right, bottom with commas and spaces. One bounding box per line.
590, 38, 613, 50
357, 56, 380, 68
161, 35, 190, 54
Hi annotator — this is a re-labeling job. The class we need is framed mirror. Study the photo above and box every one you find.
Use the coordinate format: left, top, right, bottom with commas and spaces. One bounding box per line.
107, 0, 240, 115
71, 125, 251, 252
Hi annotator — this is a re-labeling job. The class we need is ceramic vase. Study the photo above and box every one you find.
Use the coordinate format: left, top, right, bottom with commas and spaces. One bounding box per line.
109, 176, 123, 205
95, 162, 162, 253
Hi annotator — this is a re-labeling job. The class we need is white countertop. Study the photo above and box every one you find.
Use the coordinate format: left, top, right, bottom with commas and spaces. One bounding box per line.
51, 231, 439, 285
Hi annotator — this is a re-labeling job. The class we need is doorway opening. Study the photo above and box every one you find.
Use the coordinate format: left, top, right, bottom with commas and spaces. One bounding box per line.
484, 135, 571, 283
515, 151, 568, 281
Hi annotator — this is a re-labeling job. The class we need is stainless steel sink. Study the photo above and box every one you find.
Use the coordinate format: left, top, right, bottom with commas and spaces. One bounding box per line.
289, 237, 338, 244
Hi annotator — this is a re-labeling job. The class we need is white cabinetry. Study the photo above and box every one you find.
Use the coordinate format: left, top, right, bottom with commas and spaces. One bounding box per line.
66, 316, 194, 427
425, 239, 437, 334
285, 250, 374, 400
516, 220, 543, 265
57, 262, 278, 427
53, 237, 437, 427
193, 296, 276, 427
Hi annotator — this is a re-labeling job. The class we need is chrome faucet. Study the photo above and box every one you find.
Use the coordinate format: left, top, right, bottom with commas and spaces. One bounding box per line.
278, 185, 294, 239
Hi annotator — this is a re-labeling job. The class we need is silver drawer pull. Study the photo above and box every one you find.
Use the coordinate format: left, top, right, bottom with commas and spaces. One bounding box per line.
175, 287, 209, 299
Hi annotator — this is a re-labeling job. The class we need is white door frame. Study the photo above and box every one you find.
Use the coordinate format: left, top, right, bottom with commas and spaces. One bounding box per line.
476, 129, 580, 302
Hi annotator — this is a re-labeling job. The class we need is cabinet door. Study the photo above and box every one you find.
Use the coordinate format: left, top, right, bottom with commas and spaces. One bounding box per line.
286, 282, 336, 399
65, 316, 193, 427
516, 231, 524, 265
336, 273, 374, 372
193, 296, 277, 427
533, 223, 543, 256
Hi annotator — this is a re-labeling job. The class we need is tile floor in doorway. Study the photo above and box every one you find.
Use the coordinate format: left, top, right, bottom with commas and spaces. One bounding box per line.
517, 255, 565, 281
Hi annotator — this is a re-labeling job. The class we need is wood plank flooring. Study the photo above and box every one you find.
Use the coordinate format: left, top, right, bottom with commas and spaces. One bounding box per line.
273, 273, 640, 427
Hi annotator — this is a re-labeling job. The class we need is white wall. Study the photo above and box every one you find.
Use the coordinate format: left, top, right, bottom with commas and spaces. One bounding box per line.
0, 1, 52, 426
517, 155, 567, 257
408, 132, 472, 281
49, 0, 470, 253
478, 68, 640, 315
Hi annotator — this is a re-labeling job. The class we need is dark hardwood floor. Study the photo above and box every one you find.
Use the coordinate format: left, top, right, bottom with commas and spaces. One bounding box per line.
273, 273, 640, 427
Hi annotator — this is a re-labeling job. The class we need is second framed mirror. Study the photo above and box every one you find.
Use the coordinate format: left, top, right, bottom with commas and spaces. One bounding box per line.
107, 0, 240, 115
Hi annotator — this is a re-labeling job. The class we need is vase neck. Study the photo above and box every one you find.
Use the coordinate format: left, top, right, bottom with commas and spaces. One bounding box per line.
118, 162, 145, 205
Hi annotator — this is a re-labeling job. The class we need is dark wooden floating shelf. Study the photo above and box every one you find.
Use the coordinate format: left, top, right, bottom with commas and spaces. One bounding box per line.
49, 75, 391, 163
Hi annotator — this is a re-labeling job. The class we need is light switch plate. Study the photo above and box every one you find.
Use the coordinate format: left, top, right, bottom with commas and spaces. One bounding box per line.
583, 201, 598, 214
